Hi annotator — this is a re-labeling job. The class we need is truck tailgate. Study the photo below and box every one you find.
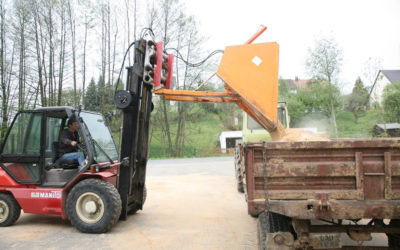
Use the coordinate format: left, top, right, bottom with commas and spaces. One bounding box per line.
242, 138, 400, 219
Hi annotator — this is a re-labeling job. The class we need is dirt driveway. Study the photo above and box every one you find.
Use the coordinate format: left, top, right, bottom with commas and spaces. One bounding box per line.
0, 157, 258, 250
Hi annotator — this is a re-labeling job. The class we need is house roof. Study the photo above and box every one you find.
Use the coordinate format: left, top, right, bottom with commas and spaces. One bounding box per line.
380, 70, 400, 83
283, 79, 310, 89
369, 70, 400, 98
375, 123, 400, 130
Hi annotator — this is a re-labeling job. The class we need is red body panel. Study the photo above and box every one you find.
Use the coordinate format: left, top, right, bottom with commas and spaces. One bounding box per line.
0, 168, 21, 187
0, 165, 119, 219
8, 187, 63, 215
3, 163, 31, 181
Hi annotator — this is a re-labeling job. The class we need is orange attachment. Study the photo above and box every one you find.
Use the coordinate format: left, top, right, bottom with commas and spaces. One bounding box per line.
216, 42, 279, 129
153, 25, 280, 132
154, 89, 241, 103
245, 25, 267, 45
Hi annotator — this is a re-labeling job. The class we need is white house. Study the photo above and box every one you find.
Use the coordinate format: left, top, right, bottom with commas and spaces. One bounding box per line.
283, 78, 310, 94
219, 131, 243, 153
371, 70, 400, 104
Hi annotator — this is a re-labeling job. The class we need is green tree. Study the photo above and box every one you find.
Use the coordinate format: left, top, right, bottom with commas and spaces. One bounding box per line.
84, 77, 98, 111
345, 77, 369, 124
278, 78, 289, 102
287, 90, 308, 127
382, 82, 400, 123
61, 88, 82, 107
306, 37, 343, 137
288, 80, 340, 127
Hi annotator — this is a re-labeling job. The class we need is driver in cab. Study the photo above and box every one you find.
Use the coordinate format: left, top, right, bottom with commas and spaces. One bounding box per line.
58, 117, 87, 170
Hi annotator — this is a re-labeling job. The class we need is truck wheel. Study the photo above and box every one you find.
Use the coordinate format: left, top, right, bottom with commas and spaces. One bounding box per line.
234, 158, 244, 193
236, 175, 244, 193
387, 219, 400, 248
257, 211, 291, 250
66, 179, 122, 233
0, 193, 21, 227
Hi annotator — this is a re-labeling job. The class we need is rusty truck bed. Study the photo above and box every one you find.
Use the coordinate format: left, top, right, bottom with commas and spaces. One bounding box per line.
241, 138, 400, 220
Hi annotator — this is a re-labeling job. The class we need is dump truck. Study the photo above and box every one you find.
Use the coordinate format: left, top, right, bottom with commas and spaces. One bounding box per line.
236, 138, 400, 249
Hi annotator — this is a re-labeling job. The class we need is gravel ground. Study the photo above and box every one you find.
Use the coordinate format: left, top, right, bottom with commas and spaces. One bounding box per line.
0, 157, 390, 249
0, 157, 258, 250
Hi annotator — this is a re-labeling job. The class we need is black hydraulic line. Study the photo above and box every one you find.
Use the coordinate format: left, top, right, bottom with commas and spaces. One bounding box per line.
164, 48, 223, 67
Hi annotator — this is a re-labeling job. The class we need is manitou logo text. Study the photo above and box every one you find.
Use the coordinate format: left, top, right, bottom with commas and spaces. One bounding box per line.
31, 191, 61, 199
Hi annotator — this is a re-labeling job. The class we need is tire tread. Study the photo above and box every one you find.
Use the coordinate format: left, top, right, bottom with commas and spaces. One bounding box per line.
257, 211, 290, 250
0, 193, 21, 227
66, 179, 121, 233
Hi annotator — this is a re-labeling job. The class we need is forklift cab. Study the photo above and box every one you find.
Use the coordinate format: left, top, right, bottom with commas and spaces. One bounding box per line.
0, 107, 118, 187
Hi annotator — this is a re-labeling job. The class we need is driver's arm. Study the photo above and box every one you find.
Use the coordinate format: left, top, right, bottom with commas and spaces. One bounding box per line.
60, 130, 72, 146
60, 130, 76, 147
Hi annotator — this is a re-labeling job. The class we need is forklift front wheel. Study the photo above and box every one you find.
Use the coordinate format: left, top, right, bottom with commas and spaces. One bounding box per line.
66, 179, 122, 233
0, 193, 21, 227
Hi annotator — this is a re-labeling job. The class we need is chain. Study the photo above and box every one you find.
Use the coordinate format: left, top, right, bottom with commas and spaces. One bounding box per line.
262, 141, 271, 228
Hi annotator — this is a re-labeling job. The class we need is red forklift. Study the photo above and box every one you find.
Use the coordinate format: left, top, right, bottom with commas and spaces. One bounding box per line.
0, 35, 173, 233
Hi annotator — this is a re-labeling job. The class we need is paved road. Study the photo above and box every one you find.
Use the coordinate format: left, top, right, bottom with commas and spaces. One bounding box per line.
0, 157, 390, 249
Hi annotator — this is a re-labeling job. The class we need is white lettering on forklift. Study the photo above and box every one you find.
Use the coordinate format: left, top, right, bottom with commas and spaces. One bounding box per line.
31, 191, 61, 199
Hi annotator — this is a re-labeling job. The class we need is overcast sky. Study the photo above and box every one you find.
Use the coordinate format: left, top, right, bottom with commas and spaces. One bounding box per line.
181, 0, 400, 93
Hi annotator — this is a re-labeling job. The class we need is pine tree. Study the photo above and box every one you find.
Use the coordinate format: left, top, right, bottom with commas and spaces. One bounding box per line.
84, 78, 98, 111
346, 77, 369, 124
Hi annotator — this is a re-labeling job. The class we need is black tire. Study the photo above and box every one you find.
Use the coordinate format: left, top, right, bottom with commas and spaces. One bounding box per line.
387, 219, 400, 248
235, 163, 244, 193
0, 193, 21, 227
234, 151, 244, 193
143, 185, 147, 203
66, 179, 122, 233
257, 211, 291, 250
236, 174, 245, 193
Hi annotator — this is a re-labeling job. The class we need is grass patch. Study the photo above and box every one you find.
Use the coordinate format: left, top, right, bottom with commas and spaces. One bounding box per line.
336, 110, 380, 138
292, 109, 381, 138
115, 108, 383, 159
149, 113, 226, 158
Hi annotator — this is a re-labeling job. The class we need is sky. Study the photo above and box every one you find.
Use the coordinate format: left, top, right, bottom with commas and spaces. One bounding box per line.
181, 0, 400, 94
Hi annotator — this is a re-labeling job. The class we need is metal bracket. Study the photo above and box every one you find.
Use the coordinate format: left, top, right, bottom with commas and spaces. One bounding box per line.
317, 193, 331, 211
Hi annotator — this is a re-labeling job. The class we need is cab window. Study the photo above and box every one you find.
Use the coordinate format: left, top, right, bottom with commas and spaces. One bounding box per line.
1, 112, 42, 183
2, 112, 42, 155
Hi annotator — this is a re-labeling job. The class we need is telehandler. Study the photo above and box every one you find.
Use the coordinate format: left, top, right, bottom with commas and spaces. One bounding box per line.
0, 33, 172, 233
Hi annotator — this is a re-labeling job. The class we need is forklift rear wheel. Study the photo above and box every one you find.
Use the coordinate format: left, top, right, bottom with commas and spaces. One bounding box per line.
0, 193, 21, 227
67, 179, 122, 233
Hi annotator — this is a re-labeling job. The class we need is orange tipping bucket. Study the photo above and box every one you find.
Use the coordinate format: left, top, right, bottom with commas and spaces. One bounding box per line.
216, 42, 280, 133
153, 25, 285, 139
